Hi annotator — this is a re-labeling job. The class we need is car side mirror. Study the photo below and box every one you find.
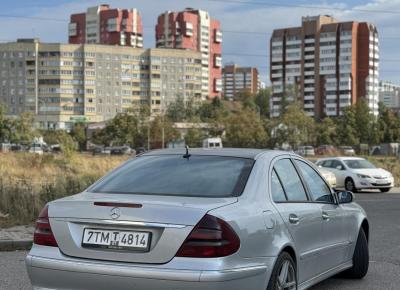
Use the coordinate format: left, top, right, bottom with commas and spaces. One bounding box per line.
336, 191, 354, 204
336, 165, 343, 170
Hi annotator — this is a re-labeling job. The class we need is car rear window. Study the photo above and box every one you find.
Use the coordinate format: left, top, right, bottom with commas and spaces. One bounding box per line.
89, 155, 254, 197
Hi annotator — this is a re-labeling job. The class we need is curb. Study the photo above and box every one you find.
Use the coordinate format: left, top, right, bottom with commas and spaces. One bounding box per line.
0, 240, 32, 251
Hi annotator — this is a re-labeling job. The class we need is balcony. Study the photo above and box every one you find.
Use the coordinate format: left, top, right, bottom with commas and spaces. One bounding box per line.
214, 79, 222, 92
68, 22, 77, 37
215, 30, 222, 43
214, 55, 222, 68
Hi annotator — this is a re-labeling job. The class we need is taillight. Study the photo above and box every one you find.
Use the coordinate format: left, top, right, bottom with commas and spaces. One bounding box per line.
33, 205, 58, 247
176, 214, 240, 258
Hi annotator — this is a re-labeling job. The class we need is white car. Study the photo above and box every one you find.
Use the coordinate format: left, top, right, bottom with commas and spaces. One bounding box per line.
319, 168, 337, 188
316, 157, 394, 193
29, 143, 44, 155
295, 146, 315, 156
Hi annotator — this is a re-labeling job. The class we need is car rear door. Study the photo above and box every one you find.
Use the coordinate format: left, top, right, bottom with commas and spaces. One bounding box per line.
271, 157, 324, 284
293, 158, 352, 272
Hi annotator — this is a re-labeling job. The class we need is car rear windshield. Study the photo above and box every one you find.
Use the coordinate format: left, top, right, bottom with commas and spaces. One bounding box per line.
344, 159, 376, 169
89, 155, 254, 197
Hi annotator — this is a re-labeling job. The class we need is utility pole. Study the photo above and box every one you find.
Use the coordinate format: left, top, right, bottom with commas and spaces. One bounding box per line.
161, 95, 165, 149
147, 121, 150, 151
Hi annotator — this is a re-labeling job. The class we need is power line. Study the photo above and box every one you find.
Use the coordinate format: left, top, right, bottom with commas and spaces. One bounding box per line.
223, 53, 400, 63
254, 66, 400, 73
0, 14, 67, 22
1, 14, 400, 39
205, 0, 400, 15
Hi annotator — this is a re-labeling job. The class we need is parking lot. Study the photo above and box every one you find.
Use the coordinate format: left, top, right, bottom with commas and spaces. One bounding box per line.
1, 191, 400, 290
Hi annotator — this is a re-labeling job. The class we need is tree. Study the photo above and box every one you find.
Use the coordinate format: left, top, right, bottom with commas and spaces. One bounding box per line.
255, 88, 271, 118
223, 108, 268, 148
11, 112, 37, 144
279, 84, 299, 115
185, 128, 206, 147
0, 105, 14, 143
197, 97, 227, 122
166, 97, 190, 122
41, 130, 77, 158
273, 102, 315, 149
93, 113, 141, 148
377, 102, 400, 143
69, 122, 87, 151
335, 106, 359, 146
149, 116, 179, 148
354, 99, 379, 145
316, 117, 337, 146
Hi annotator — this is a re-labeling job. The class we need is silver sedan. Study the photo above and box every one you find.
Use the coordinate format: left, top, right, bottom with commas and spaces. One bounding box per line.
26, 149, 369, 290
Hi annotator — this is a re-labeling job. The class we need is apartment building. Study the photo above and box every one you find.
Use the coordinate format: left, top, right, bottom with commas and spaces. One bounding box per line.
155, 8, 222, 100
222, 64, 259, 99
270, 15, 379, 118
0, 39, 202, 130
69, 4, 143, 48
379, 81, 400, 114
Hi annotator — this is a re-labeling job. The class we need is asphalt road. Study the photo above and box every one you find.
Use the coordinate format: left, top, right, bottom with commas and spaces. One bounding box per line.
1, 192, 400, 290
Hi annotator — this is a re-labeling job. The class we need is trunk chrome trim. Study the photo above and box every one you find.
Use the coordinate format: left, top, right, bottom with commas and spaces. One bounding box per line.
54, 218, 188, 229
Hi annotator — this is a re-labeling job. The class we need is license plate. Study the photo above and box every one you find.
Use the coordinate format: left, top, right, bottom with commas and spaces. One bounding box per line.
376, 179, 388, 184
82, 228, 151, 251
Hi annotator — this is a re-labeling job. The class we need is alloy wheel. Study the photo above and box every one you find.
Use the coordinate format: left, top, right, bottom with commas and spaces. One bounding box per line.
276, 260, 296, 290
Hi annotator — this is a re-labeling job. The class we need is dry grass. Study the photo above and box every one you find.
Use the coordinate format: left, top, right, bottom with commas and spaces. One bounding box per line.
0, 153, 129, 228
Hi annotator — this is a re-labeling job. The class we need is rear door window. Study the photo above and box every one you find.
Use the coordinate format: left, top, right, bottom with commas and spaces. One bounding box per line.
274, 159, 308, 201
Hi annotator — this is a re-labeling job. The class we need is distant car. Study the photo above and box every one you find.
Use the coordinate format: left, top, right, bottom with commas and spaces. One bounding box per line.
295, 146, 315, 156
29, 143, 44, 155
316, 145, 337, 156
136, 147, 147, 155
319, 167, 337, 188
339, 146, 356, 156
203, 137, 223, 149
92, 147, 111, 156
316, 157, 394, 193
10, 144, 24, 152
26, 149, 370, 290
110, 146, 134, 155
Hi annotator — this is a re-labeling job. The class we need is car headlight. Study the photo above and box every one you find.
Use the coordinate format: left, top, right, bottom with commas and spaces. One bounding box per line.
357, 174, 371, 179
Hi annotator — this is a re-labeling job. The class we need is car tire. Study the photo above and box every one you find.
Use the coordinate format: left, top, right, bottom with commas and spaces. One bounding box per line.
267, 252, 297, 290
345, 178, 358, 193
342, 229, 369, 279
380, 188, 390, 193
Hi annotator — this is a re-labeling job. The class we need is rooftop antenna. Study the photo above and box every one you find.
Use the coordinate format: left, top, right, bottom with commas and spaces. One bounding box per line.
183, 145, 191, 159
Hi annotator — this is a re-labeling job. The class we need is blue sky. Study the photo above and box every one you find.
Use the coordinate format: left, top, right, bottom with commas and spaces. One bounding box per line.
1, 0, 400, 84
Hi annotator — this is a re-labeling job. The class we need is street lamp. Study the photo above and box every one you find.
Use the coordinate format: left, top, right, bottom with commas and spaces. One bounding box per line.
38, 98, 48, 130
161, 95, 165, 149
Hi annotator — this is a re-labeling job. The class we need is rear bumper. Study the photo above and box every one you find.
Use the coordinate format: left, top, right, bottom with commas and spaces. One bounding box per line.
26, 246, 271, 290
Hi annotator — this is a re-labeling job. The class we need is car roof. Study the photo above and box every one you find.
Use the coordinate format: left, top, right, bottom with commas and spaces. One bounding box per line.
142, 148, 288, 160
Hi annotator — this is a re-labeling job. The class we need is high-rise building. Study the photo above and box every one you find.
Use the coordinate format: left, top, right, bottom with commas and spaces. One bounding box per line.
0, 39, 202, 130
379, 81, 400, 114
69, 4, 143, 48
270, 15, 379, 118
155, 8, 222, 100
222, 64, 259, 100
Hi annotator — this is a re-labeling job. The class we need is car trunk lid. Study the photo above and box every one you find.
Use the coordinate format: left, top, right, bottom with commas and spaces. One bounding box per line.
48, 192, 237, 264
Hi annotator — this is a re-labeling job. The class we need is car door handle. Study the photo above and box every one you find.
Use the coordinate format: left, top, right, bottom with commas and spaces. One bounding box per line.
289, 214, 300, 224
322, 212, 330, 221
